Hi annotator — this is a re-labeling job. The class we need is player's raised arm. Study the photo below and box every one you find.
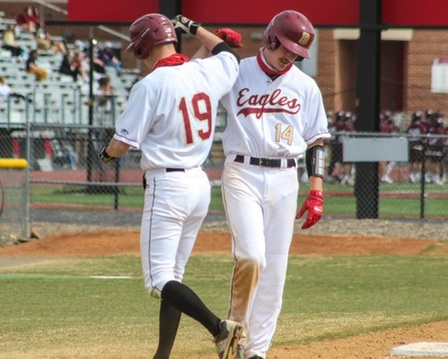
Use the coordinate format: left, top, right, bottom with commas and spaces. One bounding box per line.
171, 15, 241, 62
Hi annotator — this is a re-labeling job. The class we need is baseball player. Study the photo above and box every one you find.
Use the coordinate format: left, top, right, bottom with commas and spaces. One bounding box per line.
426, 113, 446, 185
99, 13, 242, 359
379, 111, 399, 184
219, 10, 331, 358
407, 111, 427, 183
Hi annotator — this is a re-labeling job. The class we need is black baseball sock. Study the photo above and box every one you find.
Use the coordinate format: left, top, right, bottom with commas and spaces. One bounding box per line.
152, 300, 181, 359
161, 280, 221, 337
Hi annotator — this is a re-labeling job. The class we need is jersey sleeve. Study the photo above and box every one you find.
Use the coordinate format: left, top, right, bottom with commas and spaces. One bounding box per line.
194, 51, 239, 97
302, 81, 331, 145
113, 82, 154, 149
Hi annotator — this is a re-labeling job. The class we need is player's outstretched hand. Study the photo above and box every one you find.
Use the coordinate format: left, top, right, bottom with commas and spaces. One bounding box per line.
171, 15, 201, 36
295, 190, 324, 229
215, 28, 244, 48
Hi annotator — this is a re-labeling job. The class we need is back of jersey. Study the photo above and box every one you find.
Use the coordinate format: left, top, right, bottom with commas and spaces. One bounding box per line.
114, 51, 239, 170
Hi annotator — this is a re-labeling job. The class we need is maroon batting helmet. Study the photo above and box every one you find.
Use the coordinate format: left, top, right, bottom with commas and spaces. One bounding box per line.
126, 13, 177, 60
264, 10, 315, 59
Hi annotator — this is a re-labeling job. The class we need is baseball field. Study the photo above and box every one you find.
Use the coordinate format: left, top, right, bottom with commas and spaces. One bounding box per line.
0, 221, 447, 359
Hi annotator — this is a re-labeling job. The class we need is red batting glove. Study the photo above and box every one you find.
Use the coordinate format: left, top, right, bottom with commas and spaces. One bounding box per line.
295, 190, 324, 230
215, 28, 244, 48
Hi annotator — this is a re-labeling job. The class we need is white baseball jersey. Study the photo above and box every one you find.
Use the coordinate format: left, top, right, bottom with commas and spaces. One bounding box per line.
113, 51, 239, 170
220, 55, 330, 158
220, 52, 330, 358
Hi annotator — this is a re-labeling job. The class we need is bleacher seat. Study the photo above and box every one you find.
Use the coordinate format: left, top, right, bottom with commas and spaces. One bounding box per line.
0, 16, 140, 126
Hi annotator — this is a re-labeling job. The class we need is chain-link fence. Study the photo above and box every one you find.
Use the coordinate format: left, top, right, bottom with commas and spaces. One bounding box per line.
0, 159, 28, 244
1, 123, 144, 231
0, 123, 447, 242
321, 131, 447, 220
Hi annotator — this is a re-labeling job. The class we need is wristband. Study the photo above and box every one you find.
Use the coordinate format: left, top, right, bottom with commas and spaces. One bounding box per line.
99, 145, 117, 163
306, 145, 325, 178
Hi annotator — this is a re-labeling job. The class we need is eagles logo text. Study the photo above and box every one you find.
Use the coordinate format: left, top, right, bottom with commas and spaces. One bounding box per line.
237, 88, 301, 118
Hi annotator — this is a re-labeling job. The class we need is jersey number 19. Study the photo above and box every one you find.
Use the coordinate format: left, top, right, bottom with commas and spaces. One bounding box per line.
179, 93, 212, 145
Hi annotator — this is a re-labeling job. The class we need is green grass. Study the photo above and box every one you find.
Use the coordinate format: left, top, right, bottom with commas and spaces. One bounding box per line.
0, 253, 447, 357
31, 185, 144, 208
30, 182, 448, 219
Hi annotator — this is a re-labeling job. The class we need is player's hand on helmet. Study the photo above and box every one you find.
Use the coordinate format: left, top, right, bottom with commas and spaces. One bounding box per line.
171, 15, 201, 36
99, 145, 117, 164
215, 28, 244, 48
295, 190, 324, 230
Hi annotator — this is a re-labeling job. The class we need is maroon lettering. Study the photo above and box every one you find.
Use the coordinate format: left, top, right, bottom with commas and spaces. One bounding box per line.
237, 88, 301, 118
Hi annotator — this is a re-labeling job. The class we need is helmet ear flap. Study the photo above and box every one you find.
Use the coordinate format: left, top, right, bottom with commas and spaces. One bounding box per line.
135, 47, 143, 59
272, 37, 281, 50
265, 30, 280, 50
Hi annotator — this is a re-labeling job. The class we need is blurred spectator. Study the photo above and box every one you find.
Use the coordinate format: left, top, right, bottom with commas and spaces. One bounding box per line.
96, 75, 115, 96
406, 111, 427, 183
338, 111, 356, 185
379, 110, 400, 184
426, 114, 445, 185
18, 6, 63, 55
91, 54, 107, 74
1, 24, 26, 59
25, 49, 48, 82
96, 42, 121, 76
52, 141, 78, 170
34, 28, 66, 54
16, 6, 40, 34
0, 76, 29, 103
73, 40, 90, 75
31, 7, 43, 29
424, 109, 437, 132
58, 42, 87, 82
325, 111, 355, 184
444, 125, 448, 183
72, 50, 88, 81
35, 27, 51, 51
95, 75, 115, 108
76, 41, 112, 75
325, 110, 339, 182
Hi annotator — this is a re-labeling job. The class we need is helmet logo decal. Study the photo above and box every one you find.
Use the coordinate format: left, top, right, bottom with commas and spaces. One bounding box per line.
298, 32, 310, 46
139, 28, 150, 39
163, 25, 175, 38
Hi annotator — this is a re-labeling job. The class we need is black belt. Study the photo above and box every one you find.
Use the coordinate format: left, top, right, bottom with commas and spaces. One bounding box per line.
166, 168, 185, 172
234, 155, 296, 168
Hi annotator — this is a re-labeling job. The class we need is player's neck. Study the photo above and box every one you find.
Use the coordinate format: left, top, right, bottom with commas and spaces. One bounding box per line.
258, 48, 292, 78
144, 44, 177, 71
152, 53, 190, 71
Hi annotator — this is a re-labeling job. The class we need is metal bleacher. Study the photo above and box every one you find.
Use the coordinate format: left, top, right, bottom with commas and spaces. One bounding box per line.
0, 19, 139, 127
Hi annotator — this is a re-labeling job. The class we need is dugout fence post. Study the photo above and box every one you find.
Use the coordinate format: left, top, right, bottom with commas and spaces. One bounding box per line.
419, 141, 427, 219
25, 119, 32, 239
0, 158, 29, 242
354, 0, 382, 219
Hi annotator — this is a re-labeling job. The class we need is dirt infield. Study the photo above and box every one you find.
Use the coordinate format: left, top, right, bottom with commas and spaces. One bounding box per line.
0, 230, 444, 257
1, 230, 447, 359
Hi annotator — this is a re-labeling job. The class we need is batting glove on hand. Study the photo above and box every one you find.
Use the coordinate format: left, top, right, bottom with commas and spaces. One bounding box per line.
215, 28, 244, 48
171, 15, 201, 36
296, 190, 324, 230
99, 145, 117, 164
